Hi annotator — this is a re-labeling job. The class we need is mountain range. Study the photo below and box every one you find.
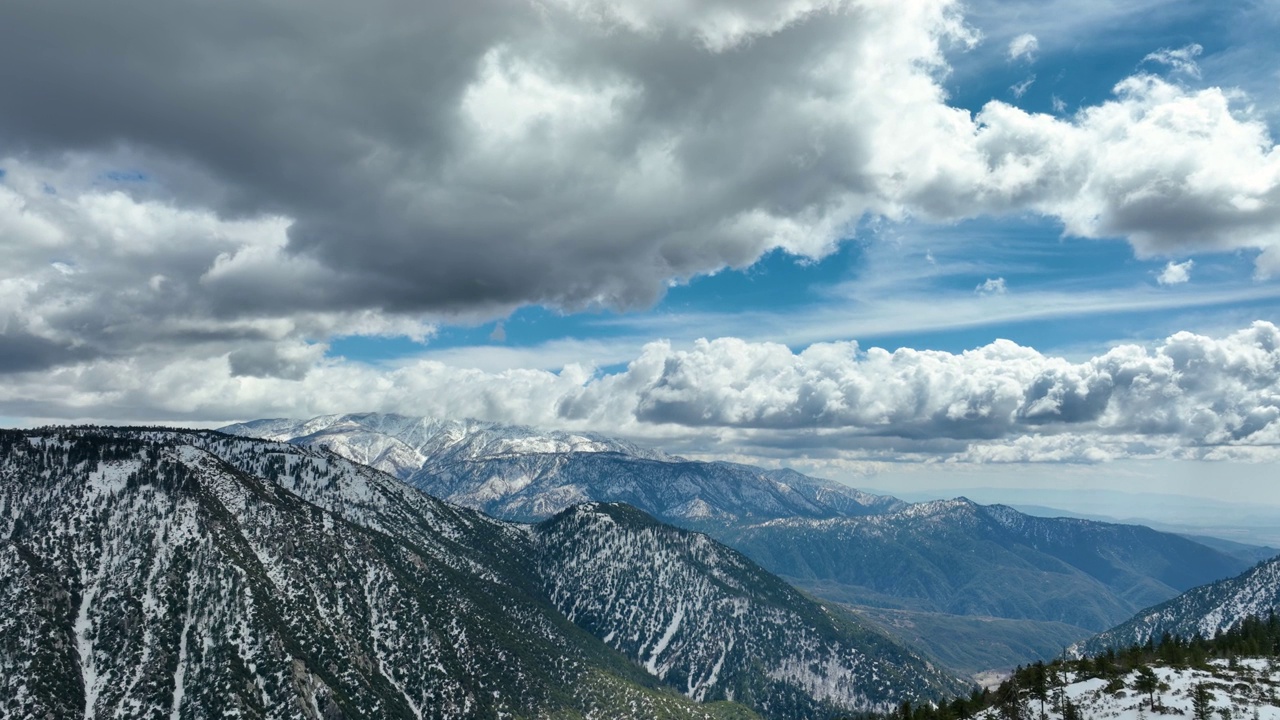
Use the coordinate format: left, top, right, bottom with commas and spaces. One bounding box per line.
0, 426, 961, 719
221, 414, 906, 524
224, 413, 1254, 675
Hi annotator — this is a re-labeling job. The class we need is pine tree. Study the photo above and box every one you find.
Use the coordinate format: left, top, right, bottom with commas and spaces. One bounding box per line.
1192, 683, 1214, 720
1133, 666, 1159, 709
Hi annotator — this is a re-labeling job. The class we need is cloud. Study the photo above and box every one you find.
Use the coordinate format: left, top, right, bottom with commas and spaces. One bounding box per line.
1157, 259, 1194, 285
4, 0, 1280, 466
4, 323, 1280, 465
1007, 33, 1039, 62
975, 277, 1008, 295
2, 0, 1277, 339
1144, 43, 1204, 78
1010, 74, 1036, 98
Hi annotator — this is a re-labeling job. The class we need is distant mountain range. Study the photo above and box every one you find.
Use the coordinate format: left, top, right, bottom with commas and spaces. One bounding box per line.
222, 413, 906, 523
720, 499, 1251, 631
886, 487, 1280, 548
1080, 554, 1280, 654
224, 413, 1255, 676
0, 427, 960, 719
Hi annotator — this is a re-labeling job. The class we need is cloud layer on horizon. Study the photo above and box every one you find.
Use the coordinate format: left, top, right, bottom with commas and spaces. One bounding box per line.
4, 323, 1279, 466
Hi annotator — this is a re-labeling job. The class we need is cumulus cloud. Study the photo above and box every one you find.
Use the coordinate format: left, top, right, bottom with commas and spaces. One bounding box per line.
4, 0, 1280, 471
2, 0, 1278, 344
0, 161, 435, 376
1157, 259, 1194, 285
1007, 33, 1039, 62
4, 323, 1280, 464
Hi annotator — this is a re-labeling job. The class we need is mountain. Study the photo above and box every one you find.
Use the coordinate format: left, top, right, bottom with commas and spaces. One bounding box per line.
718, 499, 1252, 632
535, 503, 967, 717
0, 427, 958, 719
221, 413, 906, 523
223, 414, 1254, 675
1080, 555, 1280, 654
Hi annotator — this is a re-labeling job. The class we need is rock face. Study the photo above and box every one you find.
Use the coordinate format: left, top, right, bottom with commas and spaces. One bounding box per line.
0, 427, 959, 720
220, 413, 905, 524
1080, 555, 1280, 654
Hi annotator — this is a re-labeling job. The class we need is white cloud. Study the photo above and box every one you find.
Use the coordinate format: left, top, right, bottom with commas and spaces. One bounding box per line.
1157, 259, 1194, 285
5, 323, 1280, 465
1007, 33, 1039, 62
1144, 43, 1204, 78
975, 277, 1008, 295
1010, 74, 1036, 98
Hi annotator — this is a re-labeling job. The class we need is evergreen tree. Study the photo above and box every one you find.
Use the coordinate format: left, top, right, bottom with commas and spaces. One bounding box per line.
1133, 665, 1160, 708
1192, 683, 1214, 720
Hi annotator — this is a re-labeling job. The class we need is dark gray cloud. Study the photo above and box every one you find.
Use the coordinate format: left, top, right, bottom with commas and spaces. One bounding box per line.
0, 330, 98, 373
3, 0, 1279, 342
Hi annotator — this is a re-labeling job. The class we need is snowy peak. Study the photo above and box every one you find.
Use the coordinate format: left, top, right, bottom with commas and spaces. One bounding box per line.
0, 428, 755, 719
222, 412, 670, 470
223, 412, 905, 524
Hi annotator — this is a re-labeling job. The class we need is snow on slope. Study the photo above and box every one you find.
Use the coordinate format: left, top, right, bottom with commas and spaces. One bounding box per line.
221, 413, 905, 524
533, 503, 969, 716
979, 659, 1280, 720
0, 428, 759, 720
1082, 556, 1280, 654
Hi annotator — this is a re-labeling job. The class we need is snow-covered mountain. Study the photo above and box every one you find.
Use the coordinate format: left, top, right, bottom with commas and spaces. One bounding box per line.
536, 503, 967, 716
222, 414, 1255, 676
0, 426, 959, 719
1080, 555, 1280, 654
221, 413, 905, 523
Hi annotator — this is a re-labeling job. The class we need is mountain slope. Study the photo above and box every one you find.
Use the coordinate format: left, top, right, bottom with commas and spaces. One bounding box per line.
851, 608, 1091, 678
1081, 555, 1280, 654
0, 427, 957, 719
533, 503, 967, 717
0, 428, 757, 719
222, 414, 1252, 675
221, 413, 905, 524
719, 499, 1250, 632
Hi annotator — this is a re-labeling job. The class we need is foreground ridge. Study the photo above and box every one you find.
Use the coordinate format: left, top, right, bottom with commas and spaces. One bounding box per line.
0, 426, 959, 719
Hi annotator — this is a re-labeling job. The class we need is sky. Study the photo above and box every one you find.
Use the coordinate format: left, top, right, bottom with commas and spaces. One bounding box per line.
3, 0, 1280, 506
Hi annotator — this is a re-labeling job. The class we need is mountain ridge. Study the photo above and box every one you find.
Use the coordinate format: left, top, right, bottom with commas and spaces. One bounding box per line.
1080, 554, 1280, 655
1, 426, 960, 719
221, 413, 904, 524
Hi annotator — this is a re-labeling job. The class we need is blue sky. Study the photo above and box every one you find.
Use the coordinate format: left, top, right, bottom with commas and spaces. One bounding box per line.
3, 0, 1280, 507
